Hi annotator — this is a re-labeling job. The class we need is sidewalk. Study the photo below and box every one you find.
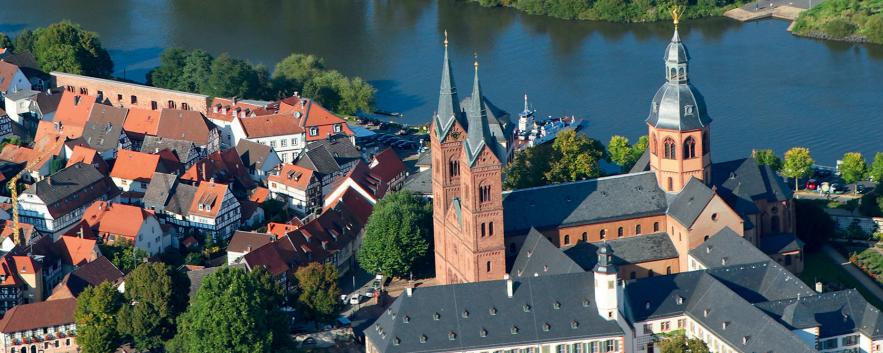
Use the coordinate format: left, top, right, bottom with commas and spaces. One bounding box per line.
820, 244, 883, 303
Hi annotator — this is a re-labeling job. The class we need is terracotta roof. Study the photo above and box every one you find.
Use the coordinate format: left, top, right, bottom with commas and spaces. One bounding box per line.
31, 121, 71, 165
242, 241, 291, 276
0, 298, 76, 333
0, 144, 33, 165
181, 149, 255, 189
111, 149, 160, 182
56, 235, 98, 266
228, 231, 275, 253
0, 220, 36, 244
0, 61, 21, 92
207, 98, 273, 122
269, 163, 315, 191
66, 145, 109, 174
238, 113, 304, 138
0, 257, 20, 286
249, 187, 270, 204
10, 256, 37, 277
156, 109, 214, 145
278, 96, 353, 139
188, 181, 228, 218
54, 91, 96, 130
266, 222, 300, 239
369, 148, 406, 184
122, 107, 162, 136
83, 201, 154, 240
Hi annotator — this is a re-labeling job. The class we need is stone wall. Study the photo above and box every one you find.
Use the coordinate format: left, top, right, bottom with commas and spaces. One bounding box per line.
52, 72, 211, 113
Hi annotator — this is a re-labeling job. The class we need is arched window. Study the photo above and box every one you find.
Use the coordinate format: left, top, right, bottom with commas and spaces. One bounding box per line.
635, 224, 642, 235
489, 222, 494, 236
617, 227, 624, 238
669, 68, 677, 80
666, 266, 672, 275
667, 177, 673, 192
683, 137, 697, 159
581, 232, 587, 242
704, 235, 710, 242
168, 100, 176, 109
651, 134, 657, 155
600, 229, 607, 240
564, 235, 570, 245
486, 261, 492, 273
663, 138, 677, 159
481, 223, 486, 237
448, 159, 460, 178
479, 184, 492, 204
653, 222, 660, 232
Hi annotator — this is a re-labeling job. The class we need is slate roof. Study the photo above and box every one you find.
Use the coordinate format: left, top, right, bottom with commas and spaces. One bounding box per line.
755, 289, 883, 339
83, 104, 127, 151
564, 232, 679, 271
51, 256, 124, 298
629, 149, 651, 174
143, 172, 179, 210
510, 228, 582, 278
366, 272, 623, 353
646, 29, 712, 132
141, 136, 199, 163
23, 163, 119, 218
688, 228, 769, 268
401, 169, 432, 195
759, 233, 803, 255
706, 262, 815, 304
304, 136, 361, 168
666, 178, 714, 227
501, 172, 667, 234
711, 158, 792, 219
235, 139, 274, 170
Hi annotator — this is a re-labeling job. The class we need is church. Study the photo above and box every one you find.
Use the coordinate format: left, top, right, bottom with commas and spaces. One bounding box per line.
365, 18, 883, 353
429, 22, 801, 285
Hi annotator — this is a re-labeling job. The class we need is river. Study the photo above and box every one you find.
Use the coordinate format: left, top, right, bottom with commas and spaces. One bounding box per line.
1, 0, 882, 163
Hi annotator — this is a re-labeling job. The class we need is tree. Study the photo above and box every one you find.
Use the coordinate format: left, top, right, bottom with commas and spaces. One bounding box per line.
172, 267, 290, 353
294, 263, 341, 323
781, 147, 814, 192
357, 191, 432, 278
272, 53, 326, 94
117, 262, 190, 350
13, 29, 34, 54
29, 21, 113, 77
503, 143, 554, 189
658, 331, 710, 353
178, 49, 213, 93
868, 152, 883, 183
336, 76, 376, 115
76, 282, 124, 353
795, 199, 835, 252
607, 135, 635, 172
206, 53, 261, 98
866, 14, 883, 44
546, 130, 604, 182
147, 47, 188, 89
107, 245, 149, 273
840, 152, 866, 194
0, 33, 12, 50
753, 149, 782, 171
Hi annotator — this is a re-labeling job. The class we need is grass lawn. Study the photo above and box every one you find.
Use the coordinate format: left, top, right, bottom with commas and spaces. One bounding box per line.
800, 251, 883, 309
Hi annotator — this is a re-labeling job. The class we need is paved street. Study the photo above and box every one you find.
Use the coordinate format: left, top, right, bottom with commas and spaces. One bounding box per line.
739, 0, 821, 11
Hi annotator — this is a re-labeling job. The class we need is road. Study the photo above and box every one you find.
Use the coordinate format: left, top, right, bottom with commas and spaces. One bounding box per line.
739, 0, 821, 11
820, 244, 883, 304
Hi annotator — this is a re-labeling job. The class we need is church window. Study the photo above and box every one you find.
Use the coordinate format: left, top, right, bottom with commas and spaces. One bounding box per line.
653, 222, 660, 232
600, 229, 606, 240
581, 232, 587, 242
666, 266, 672, 275
489, 222, 494, 236
617, 227, 623, 238
481, 223, 486, 237
448, 159, 460, 178
663, 138, 677, 159
651, 134, 657, 155
670, 68, 677, 80
683, 137, 697, 159
635, 224, 642, 235
486, 261, 492, 273
564, 235, 570, 245
667, 177, 673, 192
479, 184, 492, 204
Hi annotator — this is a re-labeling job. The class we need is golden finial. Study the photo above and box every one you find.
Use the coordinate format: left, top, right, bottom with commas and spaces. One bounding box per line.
672, 6, 683, 29
444, 30, 448, 48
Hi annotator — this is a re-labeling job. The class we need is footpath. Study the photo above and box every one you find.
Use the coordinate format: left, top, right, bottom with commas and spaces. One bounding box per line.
821, 244, 883, 304
724, 0, 822, 23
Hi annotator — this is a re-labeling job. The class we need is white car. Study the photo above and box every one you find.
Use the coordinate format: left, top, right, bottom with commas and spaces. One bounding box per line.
349, 295, 361, 305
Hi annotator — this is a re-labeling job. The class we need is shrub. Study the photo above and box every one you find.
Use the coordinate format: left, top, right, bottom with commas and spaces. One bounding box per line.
865, 14, 883, 44
824, 18, 857, 38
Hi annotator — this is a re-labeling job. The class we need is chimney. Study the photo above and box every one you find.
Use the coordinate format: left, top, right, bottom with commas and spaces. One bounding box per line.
200, 164, 207, 181
232, 97, 238, 105
405, 287, 413, 297
245, 246, 252, 253
815, 281, 824, 293
505, 274, 513, 298
74, 95, 80, 106
46, 176, 51, 186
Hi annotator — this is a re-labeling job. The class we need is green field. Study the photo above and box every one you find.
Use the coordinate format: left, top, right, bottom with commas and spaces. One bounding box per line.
800, 251, 883, 308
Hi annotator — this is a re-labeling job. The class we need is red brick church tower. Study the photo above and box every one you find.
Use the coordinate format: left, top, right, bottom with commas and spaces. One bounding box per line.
430, 37, 506, 284
646, 14, 712, 193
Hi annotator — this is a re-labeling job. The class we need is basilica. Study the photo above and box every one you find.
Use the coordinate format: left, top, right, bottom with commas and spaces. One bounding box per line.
367, 19, 883, 353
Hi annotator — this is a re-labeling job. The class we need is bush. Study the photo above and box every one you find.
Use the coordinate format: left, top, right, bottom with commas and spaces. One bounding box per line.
825, 18, 857, 38
865, 14, 883, 44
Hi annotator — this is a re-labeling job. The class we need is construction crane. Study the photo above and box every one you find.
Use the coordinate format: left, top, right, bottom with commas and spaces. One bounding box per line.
6, 134, 60, 246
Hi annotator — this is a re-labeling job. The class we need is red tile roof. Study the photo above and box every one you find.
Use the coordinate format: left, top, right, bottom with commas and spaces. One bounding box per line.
0, 298, 76, 333
238, 113, 304, 138
0, 61, 21, 92
67, 145, 109, 174
0, 144, 33, 165
56, 236, 98, 266
278, 96, 353, 141
207, 98, 273, 122
111, 149, 160, 182
188, 181, 228, 218
156, 109, 214, 145
83, 201, 154, 240
54, 91, 96, 131
269, 163, 315, 191
122, 107, 161, 136
249, 187, 270, 204
266, 222, 300, 239
181, 149, 255, 189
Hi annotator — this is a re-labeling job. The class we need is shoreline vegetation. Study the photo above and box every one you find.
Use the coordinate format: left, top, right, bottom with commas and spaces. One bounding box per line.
791, 0, 883, 44
464, 0, 744, 22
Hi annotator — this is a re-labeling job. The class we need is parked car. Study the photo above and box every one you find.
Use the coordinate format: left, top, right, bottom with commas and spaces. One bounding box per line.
856, 184, 866, 194
805, 179, 819, 191
363, 287, 376, 299
349, 295, 361, 305
831, 183, 846, 194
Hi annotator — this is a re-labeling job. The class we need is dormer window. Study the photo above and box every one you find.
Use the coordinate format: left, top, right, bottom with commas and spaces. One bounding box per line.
684, 104, 694, 116
480, 328, 488, 337
448, 331, 456, 341
510, 326, 519, 335
309, 127, 319, 136
333, 124, 342, 133
652, 101, 658, 113
419, 335, 427, 343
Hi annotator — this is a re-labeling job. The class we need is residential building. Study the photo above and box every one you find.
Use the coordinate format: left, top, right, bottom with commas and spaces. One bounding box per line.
155, 108, 220, 154
140, 135, 201, 171
0, 298, 78, 353
28, 234, 101, 297
3, 88, 62, 134
207, 97, 273, 148
18, 163, 120, 236
50, 91, 96, 139
53, 71, 210, 113
277, 95, 355, 143
47, 256, 123, 300
0, 109, 11, 140
235, 139, 282, 182
81, 104, 130, 159
65, 145, 109, 175
231, 112, 305, 163
180, 148, 256, 193
122, 107, 161, 150
323, 148, 407, 207
268, 164, 321, 217
81, 201, 168, 255
226, 231, 275, 265
109, 149, 163, 202
144, 175, 241, 240
0, 61, 32, 100
295, 136, 362, 194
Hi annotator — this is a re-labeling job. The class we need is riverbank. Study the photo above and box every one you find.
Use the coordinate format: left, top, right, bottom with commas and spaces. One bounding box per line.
789, 0, 883, 45
464, 0, 743, 23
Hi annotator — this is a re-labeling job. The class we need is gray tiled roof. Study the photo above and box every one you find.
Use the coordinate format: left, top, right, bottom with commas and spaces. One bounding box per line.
461, 67, 507, 166
401, 169, 432, 196
706, 262, 815, 304
510, 228, 582, 278
759, 233, 803, 255
501, 172, 667, 234
564, 232, 679, 271
235, 139, 273, 170
366, 272, 622, 353
666, 178, 714, 227
688, 227, 769, 269
24, 163, 119, 218
628, 149, 651, 174
83, 104, 127, 152
296, 144, 340, 175
755, 289, 883, 339
433, 44, 467, 141
143, 172, 178, 210
711, 158, 792, 219
306, 136, 361, 165
141, 136, 198, 163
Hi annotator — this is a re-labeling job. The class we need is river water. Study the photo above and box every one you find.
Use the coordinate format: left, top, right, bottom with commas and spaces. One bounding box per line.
2, 0, 882, 163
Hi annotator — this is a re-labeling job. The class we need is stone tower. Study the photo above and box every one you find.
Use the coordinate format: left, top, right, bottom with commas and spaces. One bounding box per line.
434, 54, 507, 285
646, 14, 712, 193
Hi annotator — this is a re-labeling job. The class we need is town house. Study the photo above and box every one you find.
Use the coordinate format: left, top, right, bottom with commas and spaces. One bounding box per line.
0, 298, 78, 353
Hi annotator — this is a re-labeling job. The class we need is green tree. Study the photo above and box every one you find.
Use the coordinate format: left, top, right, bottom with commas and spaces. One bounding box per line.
147, 47, 188, 89
29, 21, 113, 77
658, 331, 710, 353
753, 149, 782, 171
13, 29, 34, 54
546, 129, 604, 182
206, 53, 260, 98
272, 53, 326, 94
336, 76, 376, 115
503, 143, 554, 189
607, 135, 635, 172
106, 245, 149, 273
0, 33, 12, 50
840, 152, 866, 194
294, 263, 341, 323
178, 49, 214, 93
824, 18, 856, 38
866, 14, 883, 44
781, 147, 814, 192
172, 267, 289, 353
357, 191, 432, 278
632, 135, 649, 161
117, 262, 190, 350
76, 282, 124, 353
868, 152, 883, 183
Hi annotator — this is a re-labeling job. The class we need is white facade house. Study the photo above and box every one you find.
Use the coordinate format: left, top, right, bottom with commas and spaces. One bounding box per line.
231, 113, 306, 163
0, 62, 32, 99
268, 164, 322, 217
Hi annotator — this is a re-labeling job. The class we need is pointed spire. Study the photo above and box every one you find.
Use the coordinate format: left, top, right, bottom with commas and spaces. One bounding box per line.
523, 93, 529, 112
464, 53, 500, 165
435, 29, 462, 138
